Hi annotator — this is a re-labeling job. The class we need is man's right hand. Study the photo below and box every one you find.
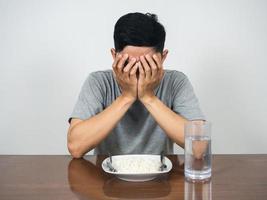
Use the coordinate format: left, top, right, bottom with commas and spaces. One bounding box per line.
68, 53, 139, 158
112, 53, 139, 102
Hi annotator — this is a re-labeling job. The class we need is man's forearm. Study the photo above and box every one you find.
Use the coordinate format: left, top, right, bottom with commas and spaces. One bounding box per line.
68, 95, 135, 158
140, 96, 188, 147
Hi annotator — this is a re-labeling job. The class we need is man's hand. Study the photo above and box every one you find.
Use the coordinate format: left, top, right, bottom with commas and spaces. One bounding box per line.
138, 54, 164, 103
112, 53, 139, 102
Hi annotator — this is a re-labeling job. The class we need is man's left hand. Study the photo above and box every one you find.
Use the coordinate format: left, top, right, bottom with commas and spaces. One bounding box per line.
138, 54, 164, 103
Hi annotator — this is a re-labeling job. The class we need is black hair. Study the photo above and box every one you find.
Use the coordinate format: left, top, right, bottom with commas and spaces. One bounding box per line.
113, 12, 166, 53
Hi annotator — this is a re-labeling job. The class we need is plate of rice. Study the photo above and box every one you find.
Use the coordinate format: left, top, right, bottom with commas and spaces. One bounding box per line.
102, 154, 173, 182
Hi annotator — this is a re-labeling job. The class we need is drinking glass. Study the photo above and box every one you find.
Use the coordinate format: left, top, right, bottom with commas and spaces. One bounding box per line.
184, 121, 212, 180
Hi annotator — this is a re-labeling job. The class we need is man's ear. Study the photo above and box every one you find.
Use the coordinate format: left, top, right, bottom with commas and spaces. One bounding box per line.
161, 49, 169, 63
110, 48, 117, 60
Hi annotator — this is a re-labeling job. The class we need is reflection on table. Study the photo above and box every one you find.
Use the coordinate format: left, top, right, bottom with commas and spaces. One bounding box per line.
1, 155, 266, 199
185, 179, 212, 200
68, 155, 212, 199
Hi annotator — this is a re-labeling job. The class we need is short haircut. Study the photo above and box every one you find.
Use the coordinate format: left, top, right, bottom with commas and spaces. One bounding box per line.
113, 12, 166, 53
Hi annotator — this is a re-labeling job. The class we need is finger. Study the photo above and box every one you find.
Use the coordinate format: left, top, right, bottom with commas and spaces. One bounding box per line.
138, 62, 145, 81
123, 57, 136, 72
130, 62, 139, 76
117, 54, 129, 73
145, 54, 158, 79
123, 58, 136, 81
152, 54, 162, 70
152, 54, 164, 80
140, 55, 151, 80
122, 60, 136, 81
112, 53, 122, 72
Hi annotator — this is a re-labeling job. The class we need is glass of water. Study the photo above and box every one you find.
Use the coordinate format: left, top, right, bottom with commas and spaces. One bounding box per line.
184, 121, 212, 181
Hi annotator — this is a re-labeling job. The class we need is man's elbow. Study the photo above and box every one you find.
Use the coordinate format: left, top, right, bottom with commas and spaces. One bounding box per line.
67, 142, 84, 159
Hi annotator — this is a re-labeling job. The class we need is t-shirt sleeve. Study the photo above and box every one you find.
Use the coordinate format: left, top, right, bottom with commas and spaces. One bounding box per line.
171, 72, 206, 121
68, 72, 104, 123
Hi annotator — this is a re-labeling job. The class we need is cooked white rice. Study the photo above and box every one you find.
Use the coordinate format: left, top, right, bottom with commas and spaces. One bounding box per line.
112, 157, 161, 173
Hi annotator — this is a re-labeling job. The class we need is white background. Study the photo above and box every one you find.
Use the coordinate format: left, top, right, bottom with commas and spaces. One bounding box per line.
0, 0, 266, 154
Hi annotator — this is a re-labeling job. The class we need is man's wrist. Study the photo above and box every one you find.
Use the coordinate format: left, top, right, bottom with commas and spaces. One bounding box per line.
119, 94, 136, 105
139, 94, 157, 105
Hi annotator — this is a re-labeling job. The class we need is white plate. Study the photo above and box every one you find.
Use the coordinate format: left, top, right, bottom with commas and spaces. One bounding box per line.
102, 154, 172, 182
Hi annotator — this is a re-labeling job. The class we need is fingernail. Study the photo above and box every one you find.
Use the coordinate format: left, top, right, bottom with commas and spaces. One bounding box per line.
153, 54, 156, 58
131, 57, 136, 62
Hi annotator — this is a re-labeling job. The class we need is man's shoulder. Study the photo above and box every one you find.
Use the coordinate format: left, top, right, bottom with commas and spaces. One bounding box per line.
88, 69, 113, 79
163, 69, 187, 82
84, 69, 113, 84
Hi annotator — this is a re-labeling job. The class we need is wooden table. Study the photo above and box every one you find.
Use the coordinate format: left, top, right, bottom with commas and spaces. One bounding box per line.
0, 155, 266, 199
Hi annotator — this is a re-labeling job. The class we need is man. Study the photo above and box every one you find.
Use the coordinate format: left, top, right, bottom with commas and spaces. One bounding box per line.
67, 12, 205, 158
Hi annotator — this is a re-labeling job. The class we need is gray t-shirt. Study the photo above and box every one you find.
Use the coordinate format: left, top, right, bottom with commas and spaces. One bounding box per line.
69, 69, 205, 155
